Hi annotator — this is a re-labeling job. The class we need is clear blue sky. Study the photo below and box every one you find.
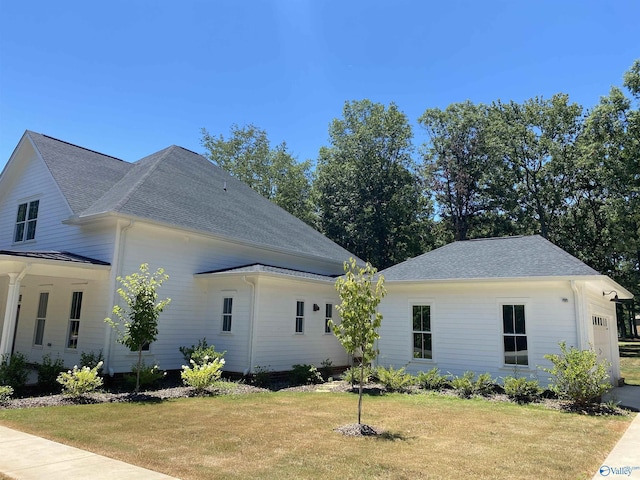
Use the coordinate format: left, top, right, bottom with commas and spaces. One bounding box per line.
1, 1, 638, 172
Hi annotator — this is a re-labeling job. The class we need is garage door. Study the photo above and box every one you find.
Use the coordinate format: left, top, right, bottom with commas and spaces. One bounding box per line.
592, 315, 613, 381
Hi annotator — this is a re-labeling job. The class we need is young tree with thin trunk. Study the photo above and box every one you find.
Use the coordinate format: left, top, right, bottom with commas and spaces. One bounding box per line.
331, 258, 385, 426
105, 264, 170, 392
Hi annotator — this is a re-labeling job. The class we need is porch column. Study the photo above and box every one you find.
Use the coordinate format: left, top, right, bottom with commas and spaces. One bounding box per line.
0, 273, 20, 358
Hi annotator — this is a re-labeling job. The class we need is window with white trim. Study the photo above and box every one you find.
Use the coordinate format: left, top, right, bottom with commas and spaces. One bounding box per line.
14, 199, 39, 243
325, 303, 333, 334
222, 297, 233, 332
67, 291, 83, 349
295, 301, 304, 333
33, 292, 48, 346
412, 305, 432, 359
502, 304, 528, 366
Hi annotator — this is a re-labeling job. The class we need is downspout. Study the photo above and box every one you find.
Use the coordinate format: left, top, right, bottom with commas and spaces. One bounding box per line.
242, 275, 256, 376
103, 219, 134, 376
0, 264, 30, 360
571, 280, 586, 349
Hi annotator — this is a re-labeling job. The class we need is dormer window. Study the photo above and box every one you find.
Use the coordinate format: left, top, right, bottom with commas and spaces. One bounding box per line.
14, 200, 39, 242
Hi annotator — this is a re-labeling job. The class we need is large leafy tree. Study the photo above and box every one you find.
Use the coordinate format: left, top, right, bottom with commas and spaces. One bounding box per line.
201, 124, 314, 225
105, 264, 171, 392
419, 101, 498, 241
488, 94, 583, 240
315, 100, 430, 269
332, 258, 385, 427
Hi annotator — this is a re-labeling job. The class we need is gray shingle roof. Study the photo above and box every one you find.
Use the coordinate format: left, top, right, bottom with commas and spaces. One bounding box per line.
379, 235, 600, 281
0, 250, 110, 265
198, 263, 337, 282
28, 132, 355, 265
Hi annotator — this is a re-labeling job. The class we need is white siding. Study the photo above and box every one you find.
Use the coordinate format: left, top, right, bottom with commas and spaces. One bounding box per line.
378, 280, 579, 386
0, 138, 116, 262
9, 274, 111, 367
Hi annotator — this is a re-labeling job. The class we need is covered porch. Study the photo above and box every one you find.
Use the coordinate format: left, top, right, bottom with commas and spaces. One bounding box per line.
0, 251, 111, 367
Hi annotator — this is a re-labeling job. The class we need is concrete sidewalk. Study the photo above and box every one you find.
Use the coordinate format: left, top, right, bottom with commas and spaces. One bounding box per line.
0, 426, 179, 480
592, 385, 640, 480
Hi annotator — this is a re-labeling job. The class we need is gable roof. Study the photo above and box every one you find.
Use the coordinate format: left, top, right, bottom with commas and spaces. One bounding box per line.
26, 131, 355, 264
379, 235, 601, 281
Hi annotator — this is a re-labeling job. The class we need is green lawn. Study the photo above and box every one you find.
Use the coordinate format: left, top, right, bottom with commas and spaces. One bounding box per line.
619, 340, 640, 385
0, 391, 633, 480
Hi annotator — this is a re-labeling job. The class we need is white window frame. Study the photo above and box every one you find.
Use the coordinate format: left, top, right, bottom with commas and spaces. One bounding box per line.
411, 303, 432, 360
14, 198, 40, 243
66, 291, 83, 350
221, 297, 233, 333
33, 291, 49, 347
500, 302, 529, 367
324, 303, 333, 334
295, 300, 304, 334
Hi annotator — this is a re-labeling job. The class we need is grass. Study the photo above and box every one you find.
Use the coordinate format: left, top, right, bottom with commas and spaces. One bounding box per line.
0, 391, 633, 480
619, 340, 640, 385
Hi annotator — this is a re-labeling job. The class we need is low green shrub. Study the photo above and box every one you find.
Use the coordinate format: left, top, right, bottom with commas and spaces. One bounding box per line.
290, 364, 323, 385
124, 362, 165, 390
252, 365, 272, 388
451, 371, 496, 397
80, 350, 104, 374
37, 354, 65, 392
179, 338, 224, 367
416, 367, 450, 390
181, 357, 225, 393
375, 365, 415, 392
542, 341, 611, 407
0, 385, 13, 403
503, 376, 543, 403
342, 365, 374, 385
57, 362, 104, 397
0, 352, 29, 393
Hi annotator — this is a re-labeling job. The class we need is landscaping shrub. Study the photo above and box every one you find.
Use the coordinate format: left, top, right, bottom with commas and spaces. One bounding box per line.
57, 362, 104, 397
542, 341, 611, 407
320, 358, 333, 381
0, 385, 13, 403
503, 376, 543, 403
181, 357, 225, 393
290, 364, 323, 385
416, 367, 450, 390
342, 365, 374, 385
80, 350, 104, 374
179, 338, 224, 367
375, 365, 415, 392
37, 354, 65, 393
252, 365, 272, 388
0, 352, 29, 393
451, 371, 496, 397
124, 362, 165, 390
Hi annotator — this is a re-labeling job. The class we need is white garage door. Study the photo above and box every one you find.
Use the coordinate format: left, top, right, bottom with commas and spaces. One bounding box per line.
592, 315, 613, 381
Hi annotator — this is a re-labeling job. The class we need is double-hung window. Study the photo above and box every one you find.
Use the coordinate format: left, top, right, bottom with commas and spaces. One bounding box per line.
412, 305, 432, 359
14, 199, 39, 243
324, 304, 333, 334
33, 292, 49, 346
67, 291, 83, 349
295, 301, 304, 334
502, 304, 528, 366
222, 297, 233, 332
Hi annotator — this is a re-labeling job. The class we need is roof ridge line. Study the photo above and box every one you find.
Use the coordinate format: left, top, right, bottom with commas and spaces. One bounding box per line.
29, 131, 126, 162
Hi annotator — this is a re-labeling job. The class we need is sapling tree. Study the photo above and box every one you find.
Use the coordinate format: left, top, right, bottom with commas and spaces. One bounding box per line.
331, 258, 386, 425
105, 264, 170, 392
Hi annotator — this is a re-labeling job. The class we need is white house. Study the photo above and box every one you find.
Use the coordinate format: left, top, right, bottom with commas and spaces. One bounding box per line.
376, 236, 632, 385
0, 131, 351, 375
0, 131, 632, 385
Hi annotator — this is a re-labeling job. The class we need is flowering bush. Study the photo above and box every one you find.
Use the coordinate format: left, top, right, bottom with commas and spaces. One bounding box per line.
0, 385, 13, 403
181, 356, 225, 392
56, 362, 104, 397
